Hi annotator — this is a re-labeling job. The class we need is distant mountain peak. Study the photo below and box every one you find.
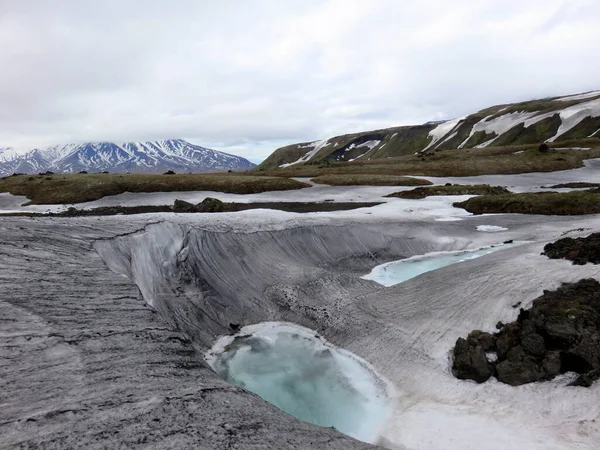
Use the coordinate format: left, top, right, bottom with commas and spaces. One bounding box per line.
0, 139, 255, 176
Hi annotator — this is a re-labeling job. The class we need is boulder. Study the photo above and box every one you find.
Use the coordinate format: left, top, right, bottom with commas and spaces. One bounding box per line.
467, 330, 496, 351
542, 233, 600, 265
452, 337, 493, 383
496, 346, 544, 385
496, 323, 521, 359
197, 197, 226, 213
452, 279, 600, 387
521, 333, 546, 357
541, 351, 562, 378
173, 199, 198, 213
569, 369, 600, 387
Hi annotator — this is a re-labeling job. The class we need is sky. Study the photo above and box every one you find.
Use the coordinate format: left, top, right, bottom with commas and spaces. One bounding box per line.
0, 0, 599, 163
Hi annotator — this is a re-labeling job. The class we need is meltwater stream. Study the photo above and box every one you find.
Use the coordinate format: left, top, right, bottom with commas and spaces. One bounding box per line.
206, 322, 392, 444
362, 242, 520, 287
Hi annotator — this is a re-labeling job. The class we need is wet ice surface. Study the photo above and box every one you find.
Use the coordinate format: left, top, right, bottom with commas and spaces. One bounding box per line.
362, 243, 519, 287
206, 322, 392, 444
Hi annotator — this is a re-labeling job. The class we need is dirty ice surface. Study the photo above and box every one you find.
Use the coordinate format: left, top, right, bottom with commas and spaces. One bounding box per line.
476, 225, 508, 232
362, 243, 518, 287
206, 322, 392, 444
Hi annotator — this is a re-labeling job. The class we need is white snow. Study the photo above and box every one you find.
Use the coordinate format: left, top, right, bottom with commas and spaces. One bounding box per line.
475, 136, 500, 148
342, 140, 381, 161
552, 147, 591, 151
421, 117, 464, 152
439, 131, 459, 146
344, 140, 380, 153
546, 97, 600, 142
468, 111, 540, 147
476, 225, 508, 232
279, 139, 332, 168
556, 91, 600, 102
456, 97, 600, 148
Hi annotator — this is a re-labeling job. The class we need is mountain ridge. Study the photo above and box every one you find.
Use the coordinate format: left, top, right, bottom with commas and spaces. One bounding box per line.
257, 91, 600, 171
0, 139, 255, 176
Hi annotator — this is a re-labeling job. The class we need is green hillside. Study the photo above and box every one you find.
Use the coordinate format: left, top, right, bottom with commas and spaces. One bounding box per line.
256, 91, 600, 172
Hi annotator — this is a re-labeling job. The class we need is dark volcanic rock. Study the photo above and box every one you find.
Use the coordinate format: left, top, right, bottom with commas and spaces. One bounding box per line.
452, 279, 600, 386
452, 337, 493, 383
467, 330, 496, 351
197, 197, 226, 212
542, 232, 600, 265
173, 199, 198, 213
548, 182, 600, 189
521, 333, 546, 357
569, 369, 600, 387
496, 323, 521, 359
496, 346, 544, 385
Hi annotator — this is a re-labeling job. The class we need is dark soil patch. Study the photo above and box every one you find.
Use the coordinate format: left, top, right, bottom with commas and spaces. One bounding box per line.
547, 182, 600, 189
453, 279, 600, 387
1, 198, 381, 217
310, 174, 432, 186
454, 190, 600, 215
0, 173, 310, 204
543, 233, 600, 265
387, 184, 510, 199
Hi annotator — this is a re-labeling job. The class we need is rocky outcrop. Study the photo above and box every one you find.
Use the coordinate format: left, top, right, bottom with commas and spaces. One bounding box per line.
543, 232, 600, 265
452, 279, 600, 386
197, 197, 226, 212
548, 182, 600, 189
452, 331, 494, 382
172, 199, 198, 212
172, 198, 225, 213
387, 184, 510, 200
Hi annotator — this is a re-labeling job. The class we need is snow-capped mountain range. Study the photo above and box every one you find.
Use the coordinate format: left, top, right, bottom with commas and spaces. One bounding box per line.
0, 139, 255, 176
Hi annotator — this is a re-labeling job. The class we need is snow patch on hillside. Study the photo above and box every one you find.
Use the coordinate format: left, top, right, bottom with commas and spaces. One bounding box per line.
345, 140, 380, 153
458, 97, 600, 148
279, 139, 332, 168
547, 97, 600, 142
422, 117, 464, 152
556, 91, 600, 102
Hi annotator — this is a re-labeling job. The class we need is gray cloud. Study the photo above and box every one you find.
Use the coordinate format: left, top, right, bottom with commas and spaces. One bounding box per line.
1, 0, 599, 161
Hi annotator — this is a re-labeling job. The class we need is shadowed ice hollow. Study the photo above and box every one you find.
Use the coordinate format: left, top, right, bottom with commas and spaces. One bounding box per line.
206, 322, 393, 444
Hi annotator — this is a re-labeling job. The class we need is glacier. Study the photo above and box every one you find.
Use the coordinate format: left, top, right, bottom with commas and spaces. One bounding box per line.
2, 161, 600, 449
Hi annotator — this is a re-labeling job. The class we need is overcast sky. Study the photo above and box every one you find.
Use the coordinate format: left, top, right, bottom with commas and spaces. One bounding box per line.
1, 0, 599, 162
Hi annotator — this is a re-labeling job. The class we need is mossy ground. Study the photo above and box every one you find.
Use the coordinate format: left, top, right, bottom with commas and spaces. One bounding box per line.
256, 143, 600, 178
387, 184, 509, 199
0, 173, 310, 205
310, 174, 432, 186
454, 190, 600, 215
